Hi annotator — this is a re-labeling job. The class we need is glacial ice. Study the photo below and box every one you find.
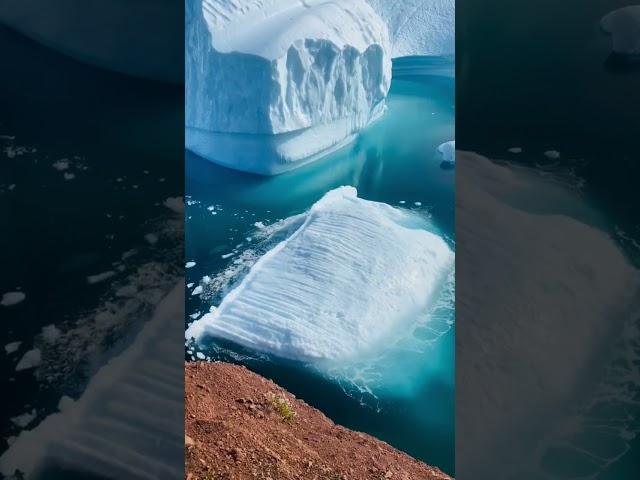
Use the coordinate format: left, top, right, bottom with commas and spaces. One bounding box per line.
601, 6, 640, 56
186, 186, 454, 361
186, 0, 392, 175
367, 0, 455, 57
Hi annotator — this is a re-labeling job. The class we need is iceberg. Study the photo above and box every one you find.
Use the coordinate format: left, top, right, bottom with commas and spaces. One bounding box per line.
366, 0, 455, 57
601, 6, 640, 56
186, 0, 392, 175
186, 187, 454, 361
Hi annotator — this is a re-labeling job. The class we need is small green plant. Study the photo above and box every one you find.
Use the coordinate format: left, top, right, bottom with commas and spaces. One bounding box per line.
270, 394, 296, 423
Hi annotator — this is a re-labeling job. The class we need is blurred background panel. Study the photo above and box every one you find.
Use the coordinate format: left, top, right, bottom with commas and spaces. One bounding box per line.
0, 3, 184, 478
457, 1, 640, 479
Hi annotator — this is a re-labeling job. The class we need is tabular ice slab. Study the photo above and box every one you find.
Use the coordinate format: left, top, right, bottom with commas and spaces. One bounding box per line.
187, 186, 454, 361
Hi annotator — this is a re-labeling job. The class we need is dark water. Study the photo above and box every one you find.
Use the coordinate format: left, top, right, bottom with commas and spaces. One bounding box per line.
0, 26, 183, 457
186, 59, 455, 474
458, 0, 640, 478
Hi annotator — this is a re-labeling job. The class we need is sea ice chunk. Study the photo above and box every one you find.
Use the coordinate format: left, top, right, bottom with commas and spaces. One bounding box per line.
438, 140, 456, 164
1, 292, 26, 306
186, 0, 392, 174
601, 6, 640, 56
186, 187, 454, 361
366, 0, 454, 58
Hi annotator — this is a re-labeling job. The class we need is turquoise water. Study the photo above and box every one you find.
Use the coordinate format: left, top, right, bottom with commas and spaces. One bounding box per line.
185, 59, 455, 475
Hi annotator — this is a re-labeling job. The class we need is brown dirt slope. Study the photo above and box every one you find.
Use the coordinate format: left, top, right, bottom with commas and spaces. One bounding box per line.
185, 362, 452, 480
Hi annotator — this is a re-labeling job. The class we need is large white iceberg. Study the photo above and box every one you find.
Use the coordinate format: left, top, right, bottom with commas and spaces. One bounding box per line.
186, 186, 454, 361
186, 0, 392, 175
601, 6, 640, 56
366, 0, 455, 58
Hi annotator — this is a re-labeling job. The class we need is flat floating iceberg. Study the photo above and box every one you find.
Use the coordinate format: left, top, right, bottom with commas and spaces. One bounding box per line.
186, 0, 392, 174
186, 187, 454, 361
601, 6, 640, 56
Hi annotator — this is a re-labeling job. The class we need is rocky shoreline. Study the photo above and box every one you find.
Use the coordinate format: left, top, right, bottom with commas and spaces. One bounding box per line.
185, 362, 452, 480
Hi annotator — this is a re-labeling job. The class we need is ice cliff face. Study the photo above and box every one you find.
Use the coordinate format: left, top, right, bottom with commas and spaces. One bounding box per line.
186, 0, 392, 174
601, 6, 640, 56
366, 0, 455, 57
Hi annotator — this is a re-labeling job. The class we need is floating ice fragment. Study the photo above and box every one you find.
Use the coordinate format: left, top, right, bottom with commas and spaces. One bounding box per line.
4, 342, 21, 354
163, 197, 184, 213
10, 410, 36, 428
52, 159, 70, 171
414, 202, 423, 206
544, 150, 560, 159
63, 173, 75, 180
1, 292, 26, 307
186, 261, 197, 269
508, 147, 522, 153
42, 325, 61, 344
254, 222, 265, 229
87, 271, 116, 284
16, 348, 41, 371
192, 286, 203, 296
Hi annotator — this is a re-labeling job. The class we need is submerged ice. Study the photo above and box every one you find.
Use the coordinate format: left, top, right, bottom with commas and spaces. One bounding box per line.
186, 187, 454, 361
186, 0, 392, 174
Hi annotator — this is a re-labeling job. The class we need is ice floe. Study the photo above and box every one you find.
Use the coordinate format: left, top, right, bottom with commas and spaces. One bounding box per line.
186, 186, 454, 361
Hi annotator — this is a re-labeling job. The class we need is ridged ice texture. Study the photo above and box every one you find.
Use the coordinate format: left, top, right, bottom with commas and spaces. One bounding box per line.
601, 6, 640, 55
366, 0, 454, 57
186, 0, 392, 135
186, 187, 454, 361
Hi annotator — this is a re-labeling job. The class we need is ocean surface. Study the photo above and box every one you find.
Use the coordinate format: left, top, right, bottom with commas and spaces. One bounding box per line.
186, 57, 456, 474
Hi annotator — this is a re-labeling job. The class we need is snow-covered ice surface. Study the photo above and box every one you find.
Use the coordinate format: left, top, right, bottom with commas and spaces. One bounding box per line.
0, 284, 184, 479
186, 0, 392, 174
601, 6, 640, 56
186, 186, 454, 361
367, 0, 454, 57
0, 0, 182, 82
456, 151, 640, 479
